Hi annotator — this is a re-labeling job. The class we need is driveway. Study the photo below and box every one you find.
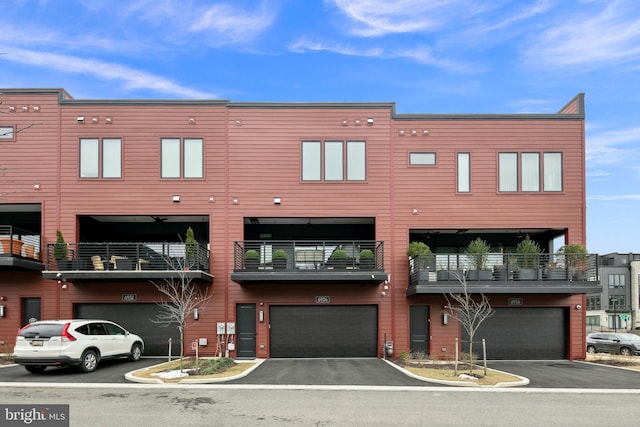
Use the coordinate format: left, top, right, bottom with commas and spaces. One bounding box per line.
488, 360, 640, 389
223, 358, 438, 386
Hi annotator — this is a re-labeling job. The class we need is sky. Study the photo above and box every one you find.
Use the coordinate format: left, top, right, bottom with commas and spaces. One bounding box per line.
1, 0, 639, 255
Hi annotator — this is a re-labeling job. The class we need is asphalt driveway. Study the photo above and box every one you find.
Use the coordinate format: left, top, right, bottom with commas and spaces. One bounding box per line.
224, 358, 437, 386
489, 360, 640, 389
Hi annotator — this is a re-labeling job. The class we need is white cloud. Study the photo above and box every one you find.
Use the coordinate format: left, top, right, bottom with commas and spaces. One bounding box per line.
524, 0, 640, 68
329, 0, 477, 37
586, 126, 640, 166
290, 39, 469, 71
290, 39, 383, 57
587, 194, 640, 201
2, 47, 214, 99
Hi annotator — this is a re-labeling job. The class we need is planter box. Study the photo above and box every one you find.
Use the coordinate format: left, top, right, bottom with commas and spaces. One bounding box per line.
467, 269, 493, 281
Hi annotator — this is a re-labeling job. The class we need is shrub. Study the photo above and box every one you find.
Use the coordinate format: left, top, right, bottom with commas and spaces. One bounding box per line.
272, 249, 287, 260
54, 230, 67, 260
359, 249, 374, 259
406, 241, 432, 257
331, 249, 347, 260
245, 249, 259, 260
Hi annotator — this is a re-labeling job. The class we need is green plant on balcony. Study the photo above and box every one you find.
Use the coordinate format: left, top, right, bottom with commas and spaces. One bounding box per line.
465, 238, 492, 280
359, 249, 374, 269
406, 241, 433, 270
244, 249, 259, 270
272, 249, 288, 269
515, 236, 542, 280
558, 243, 588, 280
465, 238, 490, 270
330, 249, 347, 269
185, 227, 198, 262
54, 230, 67, 260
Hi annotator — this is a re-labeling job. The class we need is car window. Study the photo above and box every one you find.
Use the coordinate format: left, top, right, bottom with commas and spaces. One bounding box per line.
103, 323, 126, 335
18, 323, 65, 338
589, 334, 603, 340
620, 334, 640, 341
88, 323, 107, 335
75, 324, 89, 335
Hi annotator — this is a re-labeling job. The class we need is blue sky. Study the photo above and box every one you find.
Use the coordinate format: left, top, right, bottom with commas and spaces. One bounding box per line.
1, 0, 639, 254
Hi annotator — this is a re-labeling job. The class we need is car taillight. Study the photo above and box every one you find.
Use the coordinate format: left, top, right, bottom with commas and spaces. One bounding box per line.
61, 323, 76, 342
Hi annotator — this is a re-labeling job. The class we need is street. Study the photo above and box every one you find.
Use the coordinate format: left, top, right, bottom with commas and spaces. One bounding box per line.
3, 385, 640, 426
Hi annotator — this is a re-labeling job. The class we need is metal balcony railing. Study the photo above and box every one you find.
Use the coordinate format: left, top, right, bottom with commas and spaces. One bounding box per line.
0, 225, 42, 260
233, 240, 384, 272
409, 252, 599, 284
45, 242, 210, 272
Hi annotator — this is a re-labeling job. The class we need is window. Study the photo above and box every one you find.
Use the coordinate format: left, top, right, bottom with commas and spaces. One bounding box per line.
521, 153, 540, 192
80, 138, 121, 178
498, 153, 518, 192
608, 274, 626, 288
587, 295, 601, 310
161, 138, 203, 178
0, 126, 14, 140
457, 152, 470, 193
586, 315, 600, 326
302, 140, 366, 182
498, 151, 563, 193
544, 152, 563, 191
609, 295, 626, 308
410, 152, 436, 166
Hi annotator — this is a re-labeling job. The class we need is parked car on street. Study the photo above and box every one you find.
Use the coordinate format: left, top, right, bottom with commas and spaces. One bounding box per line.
586, 332, 640, 356
13, 319, 144, 373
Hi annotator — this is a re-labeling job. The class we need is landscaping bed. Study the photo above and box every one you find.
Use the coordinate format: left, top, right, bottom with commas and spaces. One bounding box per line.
130, 357, 256, 383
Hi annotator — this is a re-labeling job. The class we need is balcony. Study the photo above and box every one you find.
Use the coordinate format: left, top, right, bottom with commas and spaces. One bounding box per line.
230, 240, 387, 285
407, 252, 601, 295
0, 225, 44, 271
41, 242, 213, 283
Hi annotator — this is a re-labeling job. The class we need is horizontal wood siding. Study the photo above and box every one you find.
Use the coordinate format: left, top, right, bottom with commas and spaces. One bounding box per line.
0, 90, 588, 359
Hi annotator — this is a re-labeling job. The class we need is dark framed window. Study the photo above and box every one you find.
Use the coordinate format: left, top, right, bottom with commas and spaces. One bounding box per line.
80, 138, 122, 178
302, 140, 366, 182
161, 138, 203, 178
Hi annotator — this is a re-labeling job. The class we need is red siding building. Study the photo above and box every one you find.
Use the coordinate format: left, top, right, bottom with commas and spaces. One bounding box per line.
0, 89, 600, 360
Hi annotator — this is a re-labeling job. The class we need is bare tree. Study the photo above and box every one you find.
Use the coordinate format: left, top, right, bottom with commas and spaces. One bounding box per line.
444, 272, 495, 375
152, 257, 212, 369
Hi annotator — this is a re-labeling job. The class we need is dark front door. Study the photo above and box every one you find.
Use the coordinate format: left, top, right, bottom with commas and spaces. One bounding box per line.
236, 304, 256, 359
410, 306, 430, 355
21, 297, 41, 327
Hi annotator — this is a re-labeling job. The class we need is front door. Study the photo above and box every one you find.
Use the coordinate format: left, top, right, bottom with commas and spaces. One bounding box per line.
236, 304, 256, 358
410, 306, 430, 355
21, 297, 41, 327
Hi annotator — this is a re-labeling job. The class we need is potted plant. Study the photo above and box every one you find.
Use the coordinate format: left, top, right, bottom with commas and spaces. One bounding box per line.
559, 243, 588, 281
54, 230, 70, 270
184, 226, 198, 267
272, 249, 288, 269
515, 236, 542, 280
465, 238, 492, 281
359, 249, 375, 269
244, 249, 260, 270
329, 249, 347, 269
406, 241, 433, 270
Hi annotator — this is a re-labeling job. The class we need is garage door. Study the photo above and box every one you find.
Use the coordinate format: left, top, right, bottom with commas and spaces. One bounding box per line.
270, 305, 378, 358
462, 307, 568, 360
74, 303, 180, 356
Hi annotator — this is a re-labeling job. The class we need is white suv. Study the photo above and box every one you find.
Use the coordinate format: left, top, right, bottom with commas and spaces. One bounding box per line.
13, 319, 144, 373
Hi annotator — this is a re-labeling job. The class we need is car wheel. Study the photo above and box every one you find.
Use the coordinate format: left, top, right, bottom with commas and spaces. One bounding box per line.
78, 349, 99, 373
128, 343, 143, 362
25, 365, 46, 374
586, 345, 596, 354
620, 347, 632, 356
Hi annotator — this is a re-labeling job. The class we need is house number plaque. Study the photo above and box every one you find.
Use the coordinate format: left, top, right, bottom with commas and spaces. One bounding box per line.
508, 298, 523, 305
315, 296, 330, 304
122, 294, 137, 302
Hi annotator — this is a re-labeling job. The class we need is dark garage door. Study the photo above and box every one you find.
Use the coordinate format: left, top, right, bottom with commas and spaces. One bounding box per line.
462, 307, 568, 360
74, 303, 180, 356
270, 305, 378, 358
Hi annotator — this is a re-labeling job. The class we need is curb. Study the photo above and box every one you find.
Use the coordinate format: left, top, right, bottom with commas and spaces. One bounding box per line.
382, 359, 530, 387
125, 358, 265, 384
